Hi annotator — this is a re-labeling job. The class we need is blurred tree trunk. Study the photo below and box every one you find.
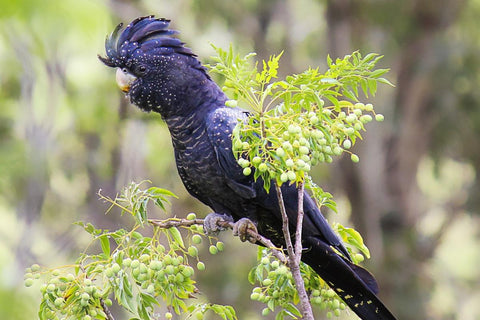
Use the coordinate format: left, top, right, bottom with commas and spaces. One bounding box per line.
326, 0, 465, 319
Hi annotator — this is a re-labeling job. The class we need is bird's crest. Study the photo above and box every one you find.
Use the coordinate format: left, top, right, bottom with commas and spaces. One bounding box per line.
99, 16, 197, 68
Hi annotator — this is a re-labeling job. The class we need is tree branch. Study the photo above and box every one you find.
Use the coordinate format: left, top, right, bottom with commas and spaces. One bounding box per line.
275, 183, 314, 320
100, 298, 115, 320
148, 217, 287, 264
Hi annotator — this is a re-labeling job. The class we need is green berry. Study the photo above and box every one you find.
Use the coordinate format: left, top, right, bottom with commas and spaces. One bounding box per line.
271, 260, 279, 269
360, 114, 373, 123
105, 267, 114, 278
276, 147, 286, 157
131, 259, 140, 269
258, 163, 268, 172
105, 298, 113, 306
333, 146, 343, 155
52, 269, 60, 276
216, 241, 225, 251
225, 100, 238, 108
192, 234, 202, 244
252, 156, 262, 165
299, 146, 309, 154
345, 127, 355, 135
54, 297, 64, 307
250, 292, 260, 300
165, 312, 173, 319
31, 264, 40, 272
285, 159, 294, 167
354, 108, 363, 116
84, 278, 92, 286
197, 262, 206, 271
355, 253, 365, 262
262, 278, 272, 286
123, 258, 132, 267
365, 103, 373, 111
375, 114, 385, 122
280, 172, 288, 183
351, 154, 360, 163
140, 254, 150, 262
188, 246, 199, 257
343, 140, 352, 149
24, 278, 34, 287
287, 171, 296, 181
187, 212, 197, 220
354, 102, 365, 109
243, 167, 252, 176
112, 263, 121, 274
46, 283, 55, 292
209, 245, 218, 255
262, 308, 270, 316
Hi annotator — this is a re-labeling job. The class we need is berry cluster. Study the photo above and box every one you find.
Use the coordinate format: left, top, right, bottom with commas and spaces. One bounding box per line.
234, 101, 384, 185
248, 250, 347, 318
24, 264, 110, 320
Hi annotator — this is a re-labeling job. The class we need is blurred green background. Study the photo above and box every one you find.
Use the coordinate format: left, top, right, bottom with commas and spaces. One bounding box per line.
1, 0, 479, 319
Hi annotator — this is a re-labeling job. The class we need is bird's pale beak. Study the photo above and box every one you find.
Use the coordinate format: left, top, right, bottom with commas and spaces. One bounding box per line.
116, 68, 137, 93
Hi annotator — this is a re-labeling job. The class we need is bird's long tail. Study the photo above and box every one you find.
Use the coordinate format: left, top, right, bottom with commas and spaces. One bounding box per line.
302, 236, 397, 320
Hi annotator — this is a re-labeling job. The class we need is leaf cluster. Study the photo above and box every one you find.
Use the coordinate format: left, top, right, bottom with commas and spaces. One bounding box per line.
24, 182, 237, 320
248, 248, 347, 320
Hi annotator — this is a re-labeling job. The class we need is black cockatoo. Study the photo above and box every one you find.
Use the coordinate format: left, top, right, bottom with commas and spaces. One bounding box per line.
99, 16, 397, 320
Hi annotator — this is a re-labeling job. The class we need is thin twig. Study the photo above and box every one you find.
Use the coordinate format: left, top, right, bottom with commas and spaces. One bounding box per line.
275, 183, 314, 320
100, 298, 115, 320
148, 217, 287, 264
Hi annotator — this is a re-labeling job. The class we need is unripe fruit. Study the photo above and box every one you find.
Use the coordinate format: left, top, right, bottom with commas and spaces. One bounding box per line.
299, 146, 309, 154
258, 163, 268, 172
123, 258, 132, 267
24, 279, 34, 287
343, 140, 352, 149
192, 234, 202, 244
375, 114, 385, 122
188, 246, 199, 257
365, 103, 373, 111
165, 312, 173, 319
46, 284, 55, 292
31, 264, 41, 272
271, 260, 279, 269
225, 100, 237, 108
112, 263, 121, 274
280, 173, 288, 183
243, 167, 252, 176
287, 171, 296, 181
197, 262, 206, 271
252, 156, 262, 165
209, 245, 218, 255
276, 147, 286, 157
186, 213, 196, 220
216, 241, 225, 251
351, 154, 360, 163
285, 159, 294, 167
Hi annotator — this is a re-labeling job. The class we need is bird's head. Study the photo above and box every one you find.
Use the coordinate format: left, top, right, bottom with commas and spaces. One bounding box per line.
99, 16, 212, 115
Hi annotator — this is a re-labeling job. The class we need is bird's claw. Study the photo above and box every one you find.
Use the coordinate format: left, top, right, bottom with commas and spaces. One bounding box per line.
203, 213, 234, 236
233, 218, 258, 244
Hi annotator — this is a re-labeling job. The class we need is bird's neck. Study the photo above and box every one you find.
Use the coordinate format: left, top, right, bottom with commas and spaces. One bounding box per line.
160, 79, 227, 147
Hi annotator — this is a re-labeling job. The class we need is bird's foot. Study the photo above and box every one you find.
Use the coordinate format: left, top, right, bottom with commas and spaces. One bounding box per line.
203, 213, 234, 236
233, 218, 258, 244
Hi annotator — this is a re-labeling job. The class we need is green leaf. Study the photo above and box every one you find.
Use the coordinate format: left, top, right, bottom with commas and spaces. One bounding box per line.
167, 227, 185, 249
99, 235, 110, 257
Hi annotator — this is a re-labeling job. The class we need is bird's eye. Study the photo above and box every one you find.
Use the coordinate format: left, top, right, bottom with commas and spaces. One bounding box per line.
122, 68, 128, 74
137, 65, 147, 75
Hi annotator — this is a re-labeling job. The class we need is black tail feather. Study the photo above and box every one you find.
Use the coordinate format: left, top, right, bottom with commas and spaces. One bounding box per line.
302, 236, 397, 320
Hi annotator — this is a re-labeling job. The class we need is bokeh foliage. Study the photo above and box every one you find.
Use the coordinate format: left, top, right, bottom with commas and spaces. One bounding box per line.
1, 0, 480, 319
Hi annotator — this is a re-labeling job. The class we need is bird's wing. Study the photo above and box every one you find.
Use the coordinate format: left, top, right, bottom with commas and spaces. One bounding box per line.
206, 107, 256, 199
